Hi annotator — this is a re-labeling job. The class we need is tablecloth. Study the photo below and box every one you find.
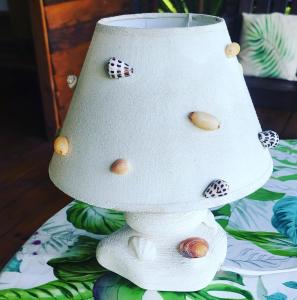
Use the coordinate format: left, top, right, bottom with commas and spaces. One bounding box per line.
0, 140, 297, 300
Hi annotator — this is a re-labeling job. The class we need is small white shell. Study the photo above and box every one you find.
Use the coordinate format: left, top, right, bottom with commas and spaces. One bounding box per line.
67, 75, 77, 89
189, 111, 220, 131
225, 42, 240, 58
108, 57, 133, 79
204, 179, 229, 198
258, 130, 279, 149
128, 236, 157, 261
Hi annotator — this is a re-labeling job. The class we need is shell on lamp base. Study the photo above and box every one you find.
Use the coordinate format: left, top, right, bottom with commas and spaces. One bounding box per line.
54, 136, 69, 156
128, 236, 157, 261
258, 130, 279, 149
225, 42, 240, 58
203, 179, 229, 198
108, 57, 134, 79
189, 111, 220, 131
179, 237, 209, 258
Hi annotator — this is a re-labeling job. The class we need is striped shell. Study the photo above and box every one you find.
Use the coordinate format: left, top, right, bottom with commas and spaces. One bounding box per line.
258, 130, 279, 149
128, 236, 156, 261
108, 57, 133, 79
203, 179, 229, 198
179, 237, 209, 258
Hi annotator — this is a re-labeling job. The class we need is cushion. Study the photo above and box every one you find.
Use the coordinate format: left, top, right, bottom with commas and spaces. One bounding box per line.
239, 12, 297, 81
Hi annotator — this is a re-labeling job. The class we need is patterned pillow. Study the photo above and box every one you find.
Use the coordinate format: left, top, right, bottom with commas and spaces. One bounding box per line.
239, 13, 297, 81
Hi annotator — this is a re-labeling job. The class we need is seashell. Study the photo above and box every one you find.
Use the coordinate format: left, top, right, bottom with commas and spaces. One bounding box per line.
258, 130, 279, 149
128, 236, 156, 261
67, 74, 77, 89
225, 42, 240, 58
110, 159, 130, 175
189, 111, 220, 131
203, 179, 229, 198
179, 237, 209, 258
54, 136, 69, 156
108, 57, 133, 79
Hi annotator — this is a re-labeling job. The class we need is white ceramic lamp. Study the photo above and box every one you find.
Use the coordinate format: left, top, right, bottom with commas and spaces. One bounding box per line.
49, 13, 277, 291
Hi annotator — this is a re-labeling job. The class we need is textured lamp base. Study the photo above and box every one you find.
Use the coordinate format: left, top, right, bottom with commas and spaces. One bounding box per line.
96, 210, 227, 291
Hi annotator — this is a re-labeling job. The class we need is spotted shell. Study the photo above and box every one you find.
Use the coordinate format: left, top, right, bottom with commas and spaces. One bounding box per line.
110, 159, 130, 175
54, 136, 69, 156
225, 42, 240, 58
108, 57, 133, 79
189, 111, 220, 131
258, 130, 279, 149
203, 179, 229, 198
128, 236, 156, 261
179, 237, 209, 258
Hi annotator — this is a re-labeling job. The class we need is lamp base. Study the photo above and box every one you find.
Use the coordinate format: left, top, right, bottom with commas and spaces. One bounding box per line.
96, 210, 227, 291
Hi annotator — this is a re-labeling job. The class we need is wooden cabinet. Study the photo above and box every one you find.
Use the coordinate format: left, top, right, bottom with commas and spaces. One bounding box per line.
29, 0, 155, 138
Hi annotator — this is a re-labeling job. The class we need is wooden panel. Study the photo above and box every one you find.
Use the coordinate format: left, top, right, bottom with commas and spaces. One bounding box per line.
47, 20, 96, 53
29, 0, 59, 138
44, 0, 132, 30
271, 0, 288, 12
239, 0, 254, 13
254, 0, 272, 13
51, 42, 89, 76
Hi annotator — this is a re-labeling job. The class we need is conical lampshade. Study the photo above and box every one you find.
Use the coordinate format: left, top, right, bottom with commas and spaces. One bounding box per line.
49, 13, 272, 213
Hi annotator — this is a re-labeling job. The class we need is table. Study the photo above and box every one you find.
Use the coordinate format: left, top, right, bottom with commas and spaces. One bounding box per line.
1, 140, 297, 299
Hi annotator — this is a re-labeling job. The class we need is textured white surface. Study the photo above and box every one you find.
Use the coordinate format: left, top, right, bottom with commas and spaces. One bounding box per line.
49, 13, 273, 212
97, 210, 227, 291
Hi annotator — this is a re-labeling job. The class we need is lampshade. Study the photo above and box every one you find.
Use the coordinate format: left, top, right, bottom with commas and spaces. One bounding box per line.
49, 13, 272, 213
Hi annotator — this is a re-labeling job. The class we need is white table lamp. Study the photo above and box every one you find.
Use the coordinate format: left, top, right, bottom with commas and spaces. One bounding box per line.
49, 13, 278, 291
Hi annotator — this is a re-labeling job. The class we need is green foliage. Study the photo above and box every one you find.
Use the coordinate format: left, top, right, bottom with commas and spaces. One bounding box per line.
0, 280, 94, 300
242, 14, 294, 78
212, 204, 231, 229
158, 0, 223, 15
226, 227, 297, 256
48, 236, 107, 282
93, 273, 145, 300
94, 271, 253, 300
67, 200, 125, 235
214, 270, 244, 285
246, 188, 285, 201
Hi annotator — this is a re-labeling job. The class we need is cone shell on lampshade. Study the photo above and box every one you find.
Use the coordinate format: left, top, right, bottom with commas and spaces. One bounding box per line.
225, 42, 240, 58
128, 236, 157, 261
54, 136, 69, 156
258, 130, 279, 149
67, 74, 77, 89
110, 159, 130, 175
108, 57, 133, 79
179, 237, 209, 258
203, 179, 229, 198
189, 111, 220, 131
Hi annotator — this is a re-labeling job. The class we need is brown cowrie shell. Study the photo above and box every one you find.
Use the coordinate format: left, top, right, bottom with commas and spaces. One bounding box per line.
225, 42, 240, 58
179, 237, 209, 258
110, 159, 130, 175
54, 136, 69, 156
189, 111, 220, 131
